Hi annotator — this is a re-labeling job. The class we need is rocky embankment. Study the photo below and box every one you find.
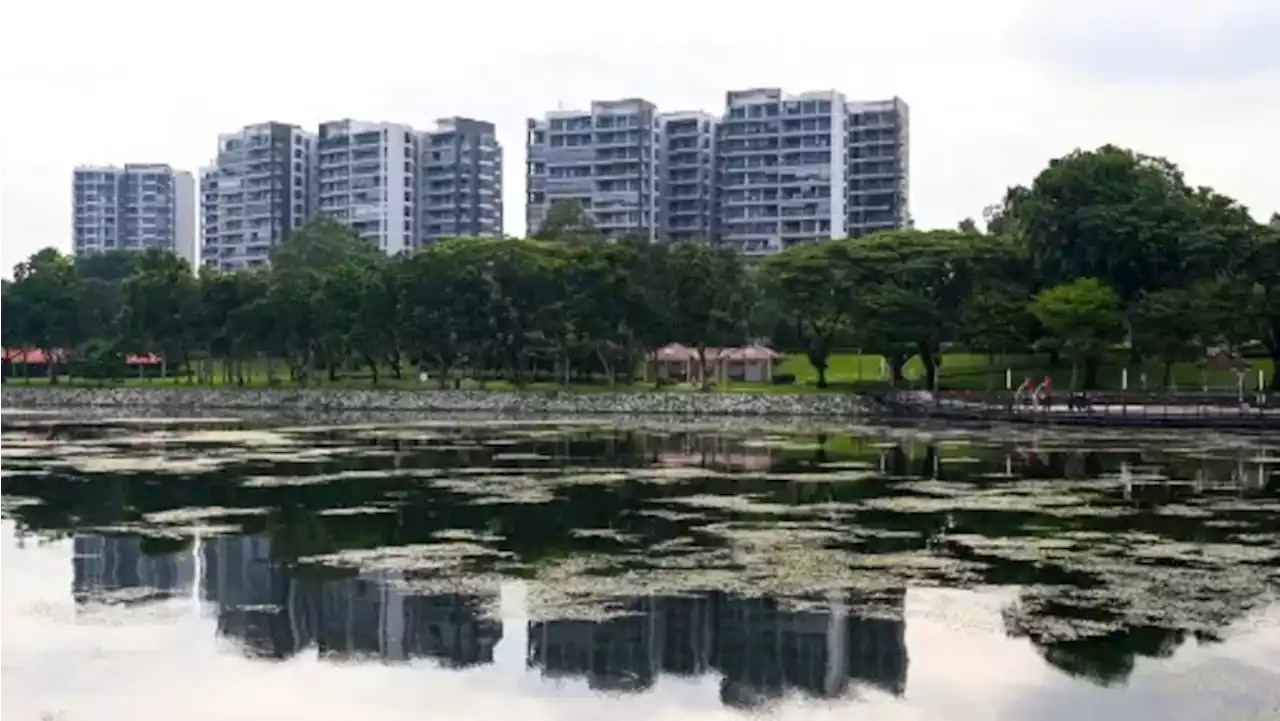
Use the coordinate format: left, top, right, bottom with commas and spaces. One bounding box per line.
0, 386, 867, 417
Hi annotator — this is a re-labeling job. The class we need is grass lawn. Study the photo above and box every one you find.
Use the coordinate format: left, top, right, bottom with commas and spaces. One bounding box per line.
779, 352, 1275, 392
5, 353, 1273, 394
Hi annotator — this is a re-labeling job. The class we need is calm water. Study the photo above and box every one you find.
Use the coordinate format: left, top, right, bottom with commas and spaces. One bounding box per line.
3, 415, 1279, 720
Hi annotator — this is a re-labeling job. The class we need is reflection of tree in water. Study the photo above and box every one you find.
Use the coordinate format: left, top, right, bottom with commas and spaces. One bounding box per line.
1033, 626, 1185, 687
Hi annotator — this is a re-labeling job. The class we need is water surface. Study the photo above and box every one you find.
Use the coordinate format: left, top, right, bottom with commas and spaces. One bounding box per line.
3, 416, 1278, 720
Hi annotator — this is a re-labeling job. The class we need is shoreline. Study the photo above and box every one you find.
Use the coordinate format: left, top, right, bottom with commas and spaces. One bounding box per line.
0, 385, 869, 417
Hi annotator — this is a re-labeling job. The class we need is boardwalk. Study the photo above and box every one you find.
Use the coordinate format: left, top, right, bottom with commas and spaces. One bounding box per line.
873, 391, 1280, 430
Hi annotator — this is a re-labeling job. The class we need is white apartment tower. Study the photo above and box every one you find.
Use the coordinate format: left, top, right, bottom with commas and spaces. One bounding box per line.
716, 88, 848, 256
316, 119, 418, 255
72, 164, 197, 267
846, 98, 911, 236
526, 98, 660, 239
657, 112, 718, 242
419, 117, 504, 244
201, 122, 315, 272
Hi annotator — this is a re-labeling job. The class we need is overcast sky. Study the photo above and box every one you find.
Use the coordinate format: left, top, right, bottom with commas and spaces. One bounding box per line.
1, 0, 1276, 271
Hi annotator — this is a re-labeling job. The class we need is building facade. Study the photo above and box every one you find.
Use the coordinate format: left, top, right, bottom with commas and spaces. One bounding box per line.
72, 164, 197, 267
846, 97, 911, 236
419, 117, 503, 244
715, 88, 848, 256
316, 119, 417, 256
201, 122, 315, 272
526, 98, 660, 239
657, 111, 718, 242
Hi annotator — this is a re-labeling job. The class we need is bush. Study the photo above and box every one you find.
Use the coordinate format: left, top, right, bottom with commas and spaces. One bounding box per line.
771, 373, 796, 385
69, 339, 127, 382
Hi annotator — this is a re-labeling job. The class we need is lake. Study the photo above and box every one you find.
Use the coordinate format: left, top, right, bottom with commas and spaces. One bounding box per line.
2, 414, 1278, 720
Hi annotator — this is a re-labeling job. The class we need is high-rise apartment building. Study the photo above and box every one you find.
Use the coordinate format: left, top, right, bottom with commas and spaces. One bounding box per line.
316, 119, 417, 256
846, 98, 911, 236
201, 122, 314, 272
72, 164, 197, 267
419, 117, 504, 244
716, 88, 848, 256
657, 112, 718, 242
199, 166, 218, 263
526, 98, 660, 239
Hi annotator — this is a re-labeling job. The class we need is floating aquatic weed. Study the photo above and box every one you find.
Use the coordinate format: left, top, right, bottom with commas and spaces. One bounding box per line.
432, 528, 504, 543
947, 533, 1080, 563
1202, 500, 1280, 514
629, 508, 706, 522
768, 470, 879, 483
570, 528, 640, 542
1154, 504, 1216, 518
60, 454, 230, 474
548, 471, 631, 486
0, 495, 44, 509
143, 506, 270, 525
447, 466, 545, 476
706, 519, 844, 548
897, 480, 976, 497
857, 493, 1098, 516
635, 466, 729, 482
491, 452, 553, 462
84, 523, 241, 538
241, 447, 353, 464
300, 541, 512, 573
432, 474, 557, 504
661, 494, 802, 516
177, 430, 297, 447
241, 468, 427, 488
1129, 541, 1280, 565
316, 506, 397, 516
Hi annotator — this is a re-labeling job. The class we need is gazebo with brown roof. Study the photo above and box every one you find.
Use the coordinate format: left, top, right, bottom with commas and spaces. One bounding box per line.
646, 343, 783, 384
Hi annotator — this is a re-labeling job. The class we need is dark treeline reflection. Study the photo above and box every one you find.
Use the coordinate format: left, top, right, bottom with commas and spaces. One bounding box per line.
528, 592, 907, 707
7, 422, 1276, 697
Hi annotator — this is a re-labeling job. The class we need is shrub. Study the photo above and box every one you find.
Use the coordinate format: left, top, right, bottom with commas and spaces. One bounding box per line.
772, 373, 796, 385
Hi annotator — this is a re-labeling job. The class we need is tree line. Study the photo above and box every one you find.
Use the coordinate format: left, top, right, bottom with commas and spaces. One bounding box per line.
3, 144, 1278, 390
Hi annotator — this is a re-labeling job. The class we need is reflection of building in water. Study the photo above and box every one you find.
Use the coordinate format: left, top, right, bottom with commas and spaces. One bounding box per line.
72, 535, 196, 605
527, 590, 908, 706
200, 535, 501, 665
655, 433, 776, 471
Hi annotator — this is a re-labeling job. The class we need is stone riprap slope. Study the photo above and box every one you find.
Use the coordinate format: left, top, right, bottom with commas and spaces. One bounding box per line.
0, 386, 867, 417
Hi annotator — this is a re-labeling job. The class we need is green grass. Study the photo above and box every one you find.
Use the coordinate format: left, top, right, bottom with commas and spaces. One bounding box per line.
5, 352, 1274, 394
778, 352, 1275, 392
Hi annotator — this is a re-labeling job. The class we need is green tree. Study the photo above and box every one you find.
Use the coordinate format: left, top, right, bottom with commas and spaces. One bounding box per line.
667, 242, 748, 390
848, 231, 994, 390
7, 249, 83, 382
534, 200, 600, 242
764, 241, 858, 388
958, 283, 1034, 386
1030, 278, 1125, 389
1009, 145, 1199, 303
852, 283, 931, 387
1130, 287, 1201, 388
121, 249, 198, 379
399, 239, 492, 387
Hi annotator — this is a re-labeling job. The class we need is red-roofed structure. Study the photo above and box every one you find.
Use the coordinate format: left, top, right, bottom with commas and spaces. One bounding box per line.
2, 348, 165, 380
647, 343, 783, 384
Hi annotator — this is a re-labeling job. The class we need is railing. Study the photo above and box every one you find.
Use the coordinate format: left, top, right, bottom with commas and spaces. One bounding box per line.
868, 390, 1279, 430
